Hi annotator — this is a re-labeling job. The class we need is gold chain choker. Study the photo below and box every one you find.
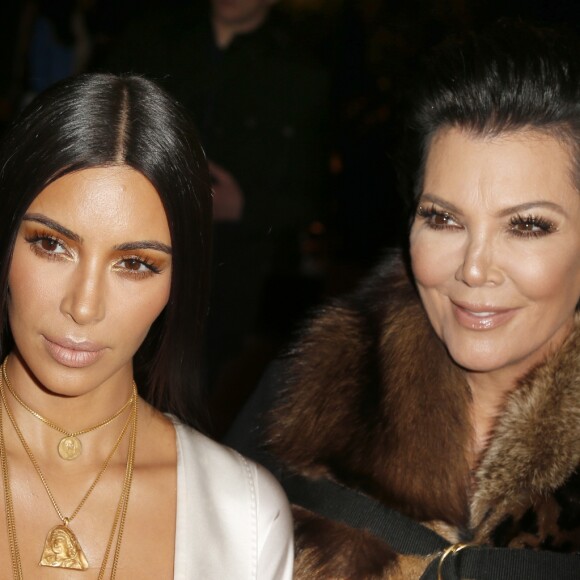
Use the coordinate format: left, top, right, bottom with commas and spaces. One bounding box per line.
1, 357, 135, 460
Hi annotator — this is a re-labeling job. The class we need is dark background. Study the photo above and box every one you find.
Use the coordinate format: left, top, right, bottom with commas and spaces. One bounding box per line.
1, 0, 577, 434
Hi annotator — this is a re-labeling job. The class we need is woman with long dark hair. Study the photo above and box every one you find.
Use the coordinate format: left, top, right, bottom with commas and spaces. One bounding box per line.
0, 73, 293, 579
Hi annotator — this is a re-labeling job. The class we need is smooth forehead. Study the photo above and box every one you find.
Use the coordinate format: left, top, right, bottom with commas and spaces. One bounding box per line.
24, 166, 170, 243
423, 127, 578, 210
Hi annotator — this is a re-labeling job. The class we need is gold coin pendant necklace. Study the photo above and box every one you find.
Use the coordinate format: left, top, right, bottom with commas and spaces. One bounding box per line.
1, 358, 134, 460
0, 361, 138, 579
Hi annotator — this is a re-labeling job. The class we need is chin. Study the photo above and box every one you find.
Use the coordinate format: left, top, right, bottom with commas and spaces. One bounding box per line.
443, 338, 511, 374
450, 355, 508, 374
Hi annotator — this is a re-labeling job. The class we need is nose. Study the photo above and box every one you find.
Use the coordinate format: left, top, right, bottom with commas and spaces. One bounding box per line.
60, 260, 106, 325
455, 233, 502, 287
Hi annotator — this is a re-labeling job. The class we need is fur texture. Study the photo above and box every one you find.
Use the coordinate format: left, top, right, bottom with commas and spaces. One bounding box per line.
268, 253, 580, 578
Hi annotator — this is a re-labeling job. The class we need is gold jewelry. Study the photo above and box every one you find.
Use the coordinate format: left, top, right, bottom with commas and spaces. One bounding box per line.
0, 364, 138, 579
99, 391, 137, 580
0, 377, 133, 570
437, 542, 476, 580
1, 357, 135, 460
0, 400, 23, 579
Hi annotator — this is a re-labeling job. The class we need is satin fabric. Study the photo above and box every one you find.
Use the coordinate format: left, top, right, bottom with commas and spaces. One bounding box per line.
171, 419, 293, 579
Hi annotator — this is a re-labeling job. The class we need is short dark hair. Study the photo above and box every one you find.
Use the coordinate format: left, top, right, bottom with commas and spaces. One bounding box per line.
403, 20, 580, 205
0, 73, 212, 428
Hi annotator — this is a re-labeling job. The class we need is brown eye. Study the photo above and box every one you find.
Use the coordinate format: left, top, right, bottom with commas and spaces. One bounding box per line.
416, 204, 460, 230
116, 257, 160, 276
509, 215, 555, 237
25, 233, 68, 257
40, 238, 59, 252
515, 221, 535, 231
432, 213, 452, 226
123, 259, 142, 271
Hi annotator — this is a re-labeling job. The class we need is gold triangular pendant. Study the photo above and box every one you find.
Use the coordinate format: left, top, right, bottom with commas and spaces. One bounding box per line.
39, 524, 89, 570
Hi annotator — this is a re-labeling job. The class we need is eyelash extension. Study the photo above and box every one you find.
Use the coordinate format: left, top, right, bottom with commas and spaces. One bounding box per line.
416, 204, 458, 230
118, 256, 162, 276
509, 214, 557, 238
24, 231, 67, 257
417, 206, 557, 239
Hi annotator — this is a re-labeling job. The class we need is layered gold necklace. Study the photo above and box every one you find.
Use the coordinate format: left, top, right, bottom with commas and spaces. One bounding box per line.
1, 358, 135, 461
0, 360, 138, 579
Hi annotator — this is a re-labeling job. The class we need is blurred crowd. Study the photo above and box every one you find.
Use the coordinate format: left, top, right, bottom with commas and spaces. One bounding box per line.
1, 0, 577, 435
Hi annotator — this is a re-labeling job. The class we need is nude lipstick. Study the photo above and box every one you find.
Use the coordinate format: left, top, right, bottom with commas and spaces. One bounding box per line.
451, 300, 518, 330
43, 336, 106, 368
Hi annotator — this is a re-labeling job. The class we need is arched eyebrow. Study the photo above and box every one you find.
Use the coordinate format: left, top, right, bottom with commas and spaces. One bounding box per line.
114, 241, 172, 255
23, 213, 81, 243
22, 213, 172, 255
496, 201, 568, 218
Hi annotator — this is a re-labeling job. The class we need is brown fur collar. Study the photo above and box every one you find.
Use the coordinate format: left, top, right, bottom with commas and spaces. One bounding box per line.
269, 252, 580, 552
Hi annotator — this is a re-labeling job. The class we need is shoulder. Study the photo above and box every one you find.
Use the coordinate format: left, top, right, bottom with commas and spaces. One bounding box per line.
267, 251, 454, 474
175, 420, 288, 503
171, 419, 293, 579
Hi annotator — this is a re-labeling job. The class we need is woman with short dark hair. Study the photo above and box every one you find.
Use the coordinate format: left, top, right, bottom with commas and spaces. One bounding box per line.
263, 21, 580, 578
0, 73, 293, 579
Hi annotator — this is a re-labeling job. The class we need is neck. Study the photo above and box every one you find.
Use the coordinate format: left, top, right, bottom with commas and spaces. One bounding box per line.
212, 12, 268, 49
466, 371, 513, 461
1, 353, 135, 462
465, 318, 576, 461
465, 356, 548, 465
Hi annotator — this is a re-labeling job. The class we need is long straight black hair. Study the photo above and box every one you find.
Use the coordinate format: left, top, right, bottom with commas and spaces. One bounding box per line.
0, 73, 212, 429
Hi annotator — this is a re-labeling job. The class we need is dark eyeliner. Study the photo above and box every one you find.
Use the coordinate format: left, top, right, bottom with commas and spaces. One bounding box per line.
416, 203, 458, 230
509, 214, 556, 237
118, 255, 162, 275
24, 230, 66, 255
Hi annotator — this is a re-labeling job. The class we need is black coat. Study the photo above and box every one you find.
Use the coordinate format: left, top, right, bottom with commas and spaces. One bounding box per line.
106, 7, 330, 237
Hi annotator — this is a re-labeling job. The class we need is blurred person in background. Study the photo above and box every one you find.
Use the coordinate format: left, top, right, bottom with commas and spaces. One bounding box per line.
106, 0, 330, 433
10, 0, 93, 108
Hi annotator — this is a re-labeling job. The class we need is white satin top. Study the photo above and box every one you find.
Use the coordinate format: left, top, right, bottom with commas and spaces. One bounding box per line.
171, 420, 294, 579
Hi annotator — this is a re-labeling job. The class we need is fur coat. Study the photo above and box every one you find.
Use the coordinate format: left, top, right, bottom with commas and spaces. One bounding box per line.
268, 254, 580, 579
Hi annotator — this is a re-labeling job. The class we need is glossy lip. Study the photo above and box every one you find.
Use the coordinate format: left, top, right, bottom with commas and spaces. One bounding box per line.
450, 300, 519, 331
43, 335, 107, 368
